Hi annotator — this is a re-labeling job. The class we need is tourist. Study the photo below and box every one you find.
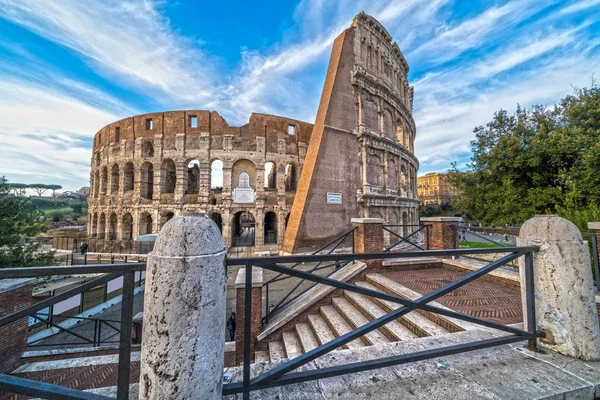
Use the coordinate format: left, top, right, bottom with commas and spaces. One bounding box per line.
226, 312, 236, 341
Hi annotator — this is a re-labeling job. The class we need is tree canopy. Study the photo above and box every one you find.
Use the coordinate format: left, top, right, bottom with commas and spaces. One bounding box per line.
450, 84, 600, 228
0, 177, 55, 267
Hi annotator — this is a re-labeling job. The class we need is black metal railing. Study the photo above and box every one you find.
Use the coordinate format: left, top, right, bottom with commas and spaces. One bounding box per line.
582, 232, 600, 291
383, 224, 430, 251
225, 246, 541, 399
0, 262, 145, 400
262, 227, 356, 323
28, 313, 121, 348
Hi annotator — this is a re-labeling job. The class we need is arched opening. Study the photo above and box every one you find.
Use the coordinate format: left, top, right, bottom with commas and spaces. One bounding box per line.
140, 162, 154, 199
264, 212, 277, 244
139, 213, 153, 235
210, 160, 223, 189
284, 163, 297, 191
108, 213, 118, 240
285, 213, 290, 230
388, 159, 397, 192
94, 170, 100, 198
91, 213, 98, 237
111, 164, 120, 193
209, 212, 223, 233
141, 141, 154, 158
232, 211, 255, 247
160, 211, 175, 228
400, 165, 408, 195
161, 158, 176, 194
363, 98, 378, 132
122, 213, 133, 240
383, 109, 394, 140
367, 155, 382, 187
264, 162, 276, 189
124, 162, 134, 192
101, 167, 108, 195
186, 160, 200, 194
402, 211, 409, 236
98, 213, 106, 239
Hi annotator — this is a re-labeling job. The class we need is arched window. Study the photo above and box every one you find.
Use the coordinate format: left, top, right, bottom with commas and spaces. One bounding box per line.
98, 213, 106, 239
160, 211, 175, 228
161, 159, 176, 194
186, 160, 200, 194
141, 141, 154, 158
264, 162, 276, 189
140, 162, 154, 199
101, 167, 108, 195
397, 121, 405, 146
94, 170, 100, 198
210, 160, 223, 189
122, 214, 133, 240
108, 213, 118, 240
139, 213, 153, 235
210, 212, 223, 233
124, 162, 134, 192
383, 109, 394, 140
111, 164, 120, 193
284, 163, 297, 191
91, 213, 98, 238
232, 159, 256, 190
232, 211, 255, 247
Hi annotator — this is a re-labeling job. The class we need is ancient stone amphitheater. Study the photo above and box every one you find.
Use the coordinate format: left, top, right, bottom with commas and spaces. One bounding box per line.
87, 13, 420, 253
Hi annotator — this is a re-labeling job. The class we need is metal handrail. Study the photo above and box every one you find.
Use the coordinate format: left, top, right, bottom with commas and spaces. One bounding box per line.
383, 224, 430, 252
0, 262, 145, 400
224, 246, 540, 398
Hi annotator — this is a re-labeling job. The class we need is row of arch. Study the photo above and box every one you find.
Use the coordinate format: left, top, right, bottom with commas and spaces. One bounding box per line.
92, 158, 299, 199
366, 155, 415, 193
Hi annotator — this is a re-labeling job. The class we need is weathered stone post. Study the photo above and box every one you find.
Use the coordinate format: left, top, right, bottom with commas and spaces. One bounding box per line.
0, 279, 34, 374
234, 267, 263, 365
352, 218, 384, 269
139, 215, 227, 399
420, 217, 459, 250
517, 215, 600, 360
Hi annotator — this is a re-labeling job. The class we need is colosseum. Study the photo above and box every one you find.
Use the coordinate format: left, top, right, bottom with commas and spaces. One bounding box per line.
87, 12, 420, 254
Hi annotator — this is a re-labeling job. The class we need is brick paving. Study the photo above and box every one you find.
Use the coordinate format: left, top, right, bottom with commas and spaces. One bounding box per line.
380, 266, 523, 324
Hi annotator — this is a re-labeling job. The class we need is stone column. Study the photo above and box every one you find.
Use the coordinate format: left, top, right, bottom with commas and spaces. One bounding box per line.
352, 218, 384, 269
139, 215, 227, 399
420, 217, 458, 250
518, 215, 600, 360
0, 279, 34, 373
234, 267, 263, 365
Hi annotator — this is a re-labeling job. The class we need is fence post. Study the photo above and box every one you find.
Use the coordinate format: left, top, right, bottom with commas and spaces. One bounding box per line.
234, 266, 263, 365
139, 215, 226, 399
351, 218, 384, 269
518, 215, 600, 360
587, 222, 600, 291
420, 217, 459, 250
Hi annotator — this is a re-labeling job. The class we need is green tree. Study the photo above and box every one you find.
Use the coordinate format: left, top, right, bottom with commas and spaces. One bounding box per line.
8, 183, 29, 196
48, 184, 62, 197
29, 184, 52, 197
50, 210, 64, 223
0, 177, 55, 268
451, 84, 600, 226
70, 201, 87, 214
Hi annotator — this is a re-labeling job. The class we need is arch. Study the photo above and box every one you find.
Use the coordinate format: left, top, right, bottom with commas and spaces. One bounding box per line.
284, 163, 297, 191
93, 170, 100, 198
397, 121, 406, 146
91, 213, 98, 237
232, 211, 255, 247
363, 98, 378, 132
367, 154, 382, 187
209, 212, 223, 233
388, 158, 397, 191
371, 210, 384, 219
140, 162, 154, 199
141, 141, 154, 158
161, 158, 176, 194
285, 213, 290, 230
122, 213, 133, 240
264, 162, 276, 189
210, 159, 223, 189
400, 164, 408, 194
186, 160, 200, 194
389, 211, 399, 225
402, 211, 409, 236
108, 213, 118, 240
101, 166, 108, 195
383, 109, 394, 140
124, 162, 134, 192
111, 164, 120, 193
264, 211, 277, 244
232, 159, 256, 189
160, 210, 175, 228
139, 213, 153, 235
98, 213, 106, 239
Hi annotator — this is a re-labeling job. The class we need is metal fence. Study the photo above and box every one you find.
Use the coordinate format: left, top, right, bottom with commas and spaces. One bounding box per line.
53, 237, 155, 255
225, 246, 541, 398
384, 224, 430, 251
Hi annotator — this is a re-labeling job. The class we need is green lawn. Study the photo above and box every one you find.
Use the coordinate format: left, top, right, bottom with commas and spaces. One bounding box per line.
43, 207, 72, 215
459, 241, 502, 249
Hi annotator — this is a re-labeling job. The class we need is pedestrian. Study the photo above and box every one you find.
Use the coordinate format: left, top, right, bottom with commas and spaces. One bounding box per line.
462, 233, 466, 241
80, 242, 86, 254
226, 312, 236, 341
83, 242, 88, 254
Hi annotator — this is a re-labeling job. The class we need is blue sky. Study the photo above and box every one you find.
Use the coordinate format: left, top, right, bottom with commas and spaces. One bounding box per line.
0, 0, 598, 191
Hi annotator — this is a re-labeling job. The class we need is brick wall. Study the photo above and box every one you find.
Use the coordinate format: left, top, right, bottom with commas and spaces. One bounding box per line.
422, 218, 459, 250
0, 282, 33, 373
235, 286, 262, 365
353, 218, 384, 269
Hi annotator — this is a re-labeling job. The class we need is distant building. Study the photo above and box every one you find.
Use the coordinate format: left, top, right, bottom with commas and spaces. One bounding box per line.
417, 172, 465, 206
77, 187, 90, 197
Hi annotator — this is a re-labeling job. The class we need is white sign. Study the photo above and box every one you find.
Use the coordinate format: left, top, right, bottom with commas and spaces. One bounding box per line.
232, 172, 256, 203
327, 193, 342, 204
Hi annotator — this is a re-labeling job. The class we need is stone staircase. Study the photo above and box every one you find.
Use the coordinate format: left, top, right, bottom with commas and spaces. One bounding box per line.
256, 273, 474, 362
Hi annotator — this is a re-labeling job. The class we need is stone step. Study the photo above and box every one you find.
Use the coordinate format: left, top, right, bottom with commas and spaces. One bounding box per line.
255, 350, 270, 363
319, 306, 365, 349
366, 273, 471, 332
331, 297, 390, 346
268, 341, 286, 361
282, 331, 302, 359
307, 314, 337, 346
343, 289, 418, 341
295, 322, 319, 353
355, 281, 448, 337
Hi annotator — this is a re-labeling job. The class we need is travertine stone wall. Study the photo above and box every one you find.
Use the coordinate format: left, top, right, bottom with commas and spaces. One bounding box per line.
87, 111, 312, 248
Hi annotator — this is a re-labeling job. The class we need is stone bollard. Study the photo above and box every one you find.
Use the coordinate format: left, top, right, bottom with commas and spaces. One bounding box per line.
420, 217, 458, 250
518, 215, 600, 360
139, 215, 227, 399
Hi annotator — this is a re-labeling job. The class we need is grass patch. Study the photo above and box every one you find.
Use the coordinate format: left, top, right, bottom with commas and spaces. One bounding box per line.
459, 241, 502, 249
43, 207, 72, 215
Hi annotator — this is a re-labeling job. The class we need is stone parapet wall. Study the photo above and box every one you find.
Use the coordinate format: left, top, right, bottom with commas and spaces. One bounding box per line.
0, 279, 34, 373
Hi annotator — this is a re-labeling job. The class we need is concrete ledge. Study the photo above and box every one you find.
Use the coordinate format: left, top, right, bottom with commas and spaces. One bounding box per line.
234, 267, 263, 289
0, 278, 35, 294
420, 217, 458, 222
351, 218, 385, 224
443, 258, 520, 285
